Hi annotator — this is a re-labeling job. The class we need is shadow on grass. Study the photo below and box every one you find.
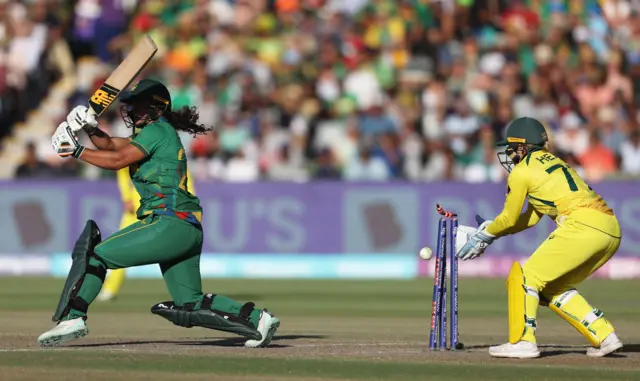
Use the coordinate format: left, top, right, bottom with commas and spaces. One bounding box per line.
621, 343, 640, 353
68, 335, 326, 349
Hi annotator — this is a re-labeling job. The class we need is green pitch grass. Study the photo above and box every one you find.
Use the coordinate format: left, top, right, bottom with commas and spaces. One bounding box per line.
0, 277, 638, 381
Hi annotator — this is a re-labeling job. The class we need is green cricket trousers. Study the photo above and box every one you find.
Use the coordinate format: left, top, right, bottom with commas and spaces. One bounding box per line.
68, 214, 261, 327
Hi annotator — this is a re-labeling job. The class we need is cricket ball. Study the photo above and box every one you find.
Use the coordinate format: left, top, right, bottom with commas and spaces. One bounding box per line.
419, 247, 433, 260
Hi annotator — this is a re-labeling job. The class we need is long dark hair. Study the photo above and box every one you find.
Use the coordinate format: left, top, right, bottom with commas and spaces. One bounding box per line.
164, 106, 212, 136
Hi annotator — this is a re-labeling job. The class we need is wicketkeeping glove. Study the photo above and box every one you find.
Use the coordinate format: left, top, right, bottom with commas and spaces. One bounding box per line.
456, 220, 496, 261
52, 122, 85, 158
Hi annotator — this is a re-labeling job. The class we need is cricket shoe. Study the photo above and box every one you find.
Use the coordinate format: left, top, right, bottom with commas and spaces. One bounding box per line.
38, 318, 88, 347
489, 341, 540, 359
244, 309, 280, 348
587, 332, 623, 357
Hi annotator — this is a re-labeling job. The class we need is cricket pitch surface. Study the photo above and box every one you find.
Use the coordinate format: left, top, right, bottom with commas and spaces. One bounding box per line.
1, 278, 639, 381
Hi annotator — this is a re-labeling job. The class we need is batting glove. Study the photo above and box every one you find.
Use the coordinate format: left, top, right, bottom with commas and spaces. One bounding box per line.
456, 220, 495, 261
66, 105, 98, 133
52, 122, 85, 158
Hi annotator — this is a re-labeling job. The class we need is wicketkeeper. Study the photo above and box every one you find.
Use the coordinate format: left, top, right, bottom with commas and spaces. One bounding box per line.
40, 79, 279, 348
457, 117, 622, 358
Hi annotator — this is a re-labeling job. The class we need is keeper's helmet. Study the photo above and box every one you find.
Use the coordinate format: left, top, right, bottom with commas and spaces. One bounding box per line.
119, 79, 171, 132
496, 117, 549, 172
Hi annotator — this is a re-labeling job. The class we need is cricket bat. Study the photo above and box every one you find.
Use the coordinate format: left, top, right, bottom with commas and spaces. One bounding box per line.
87, 35, 158, 117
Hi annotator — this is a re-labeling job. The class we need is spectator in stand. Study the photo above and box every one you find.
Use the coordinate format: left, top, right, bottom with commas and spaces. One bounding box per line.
620, 129, 640, 176
554, 112, 590, 158
421, 140, 457, 182
597, 106, 626, 156
221, 148, 260, 182
314, 147, 341, 180
344, 144, 389, 181
267, 144, 308, 182
5, 0, 640, 182
443, 95, 479, 156
14, 142, 56, 178
579, 131, 618, 182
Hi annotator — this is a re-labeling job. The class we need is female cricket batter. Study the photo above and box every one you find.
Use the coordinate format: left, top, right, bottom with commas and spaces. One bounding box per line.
457, 117, 622, 358
42, 79, 279, 348
97, 166, 196, 302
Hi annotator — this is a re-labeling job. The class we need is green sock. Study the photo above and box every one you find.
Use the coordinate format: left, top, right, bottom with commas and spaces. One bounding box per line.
209, 295, 262, 328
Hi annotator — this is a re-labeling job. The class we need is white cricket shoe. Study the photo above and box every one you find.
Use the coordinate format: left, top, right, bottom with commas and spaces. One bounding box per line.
489, 341, 540, 359
38, 318, 88, 347
587, 332, 623, 357
244, 309, 280, 348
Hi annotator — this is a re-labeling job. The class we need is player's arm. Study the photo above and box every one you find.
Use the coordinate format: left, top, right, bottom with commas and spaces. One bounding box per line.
81, 122, 163, 170
485, 167, 529, 237
500, 204, 543, 236
86, 128, 131, 151
78, 144, 145, 171
457, 167, 530, 261
54, 120, 158, 170
65, 105, 130, 151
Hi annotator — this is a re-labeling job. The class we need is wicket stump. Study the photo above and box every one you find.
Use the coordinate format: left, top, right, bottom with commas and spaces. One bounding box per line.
429, 204, 463, 351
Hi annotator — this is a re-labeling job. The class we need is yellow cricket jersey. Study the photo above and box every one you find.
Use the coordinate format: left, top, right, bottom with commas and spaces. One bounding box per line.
486, 150, 619, 238
116, 167, 197, 215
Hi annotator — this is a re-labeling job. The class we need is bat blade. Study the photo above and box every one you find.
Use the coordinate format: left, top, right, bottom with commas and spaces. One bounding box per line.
88, 35, 158, 116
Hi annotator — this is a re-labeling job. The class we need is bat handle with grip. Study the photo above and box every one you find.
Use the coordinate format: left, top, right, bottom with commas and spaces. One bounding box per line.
83, 106, 100, 136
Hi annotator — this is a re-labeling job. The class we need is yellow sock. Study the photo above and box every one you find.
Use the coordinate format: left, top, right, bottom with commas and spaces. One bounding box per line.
521, 284, 539, 344
550, 290, 614, 345
102, 269, 126, 296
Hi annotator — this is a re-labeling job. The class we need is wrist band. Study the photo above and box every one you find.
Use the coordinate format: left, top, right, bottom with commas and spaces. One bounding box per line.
73, 145, 85, 158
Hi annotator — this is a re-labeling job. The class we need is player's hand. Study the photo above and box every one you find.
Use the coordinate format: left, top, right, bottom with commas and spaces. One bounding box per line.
66, 105, 98, 132
456, 220, 495, 261
52, 122, 85, 158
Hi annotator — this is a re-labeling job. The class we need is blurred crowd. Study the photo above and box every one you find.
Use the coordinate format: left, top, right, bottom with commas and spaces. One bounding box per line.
0, 0, 66, 144
10, 0, 640, 183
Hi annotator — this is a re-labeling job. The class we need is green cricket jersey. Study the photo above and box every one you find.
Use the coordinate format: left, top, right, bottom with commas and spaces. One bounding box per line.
128, 118, 202, 225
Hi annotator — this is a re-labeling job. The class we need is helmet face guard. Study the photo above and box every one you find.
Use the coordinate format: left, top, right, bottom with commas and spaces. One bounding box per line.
120, 104, 147, 130
497, 143, 544, 172
497, 144, 526, 172
120, 98, 168, 133
119, 79, 171, 134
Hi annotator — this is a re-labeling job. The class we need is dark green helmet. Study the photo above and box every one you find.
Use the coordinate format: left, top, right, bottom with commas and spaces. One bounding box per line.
496, 117, 548, 147
120, 79, 171, 108
120, 79, 171, 130
496, 117, 549, 172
